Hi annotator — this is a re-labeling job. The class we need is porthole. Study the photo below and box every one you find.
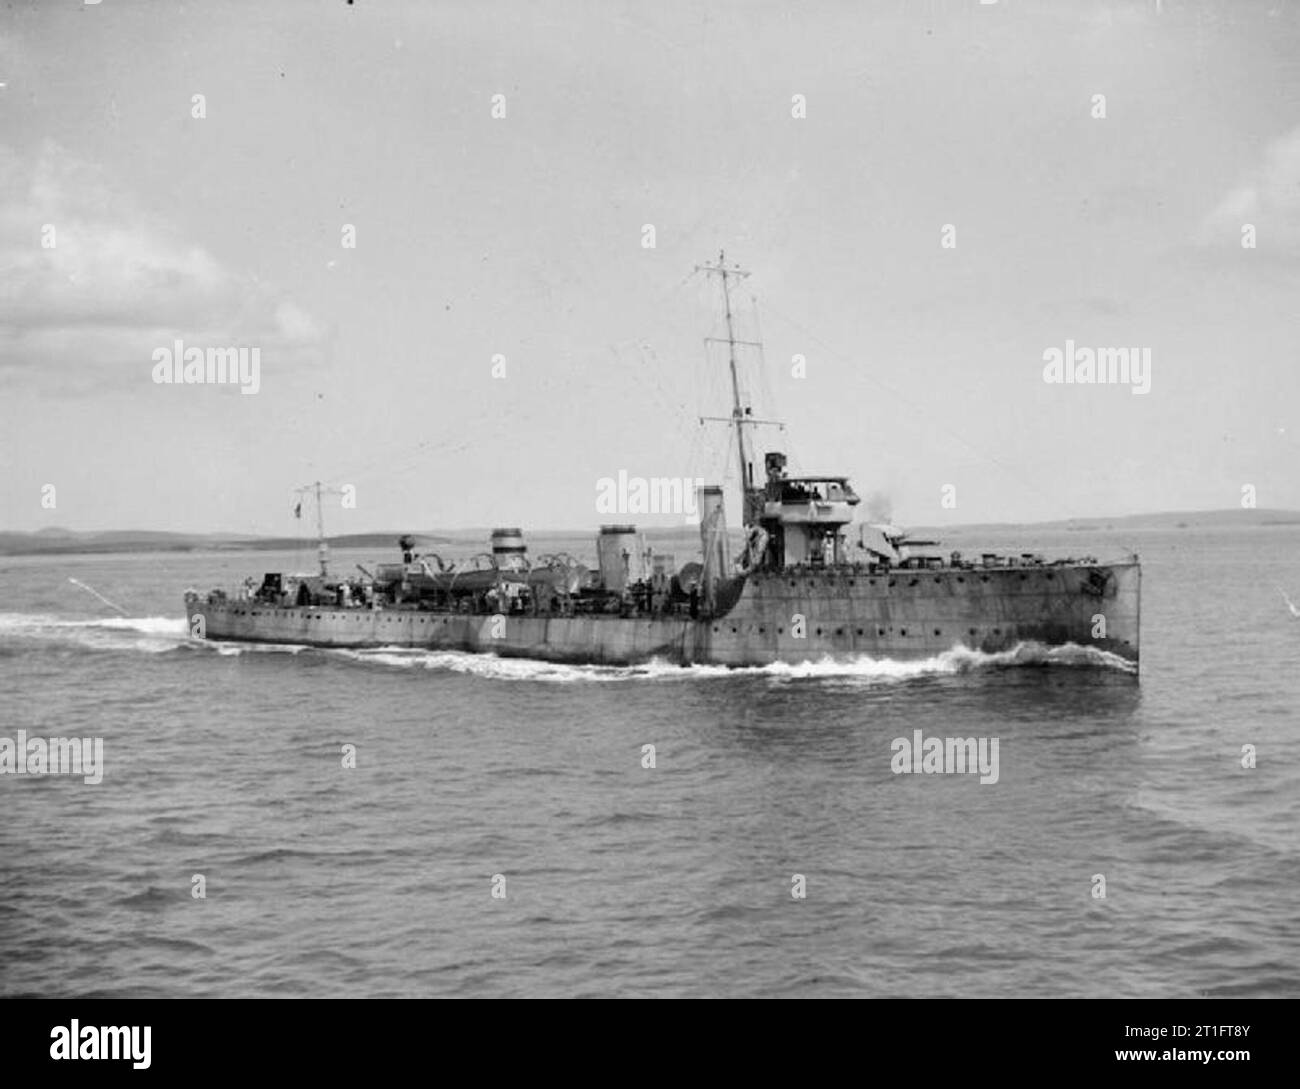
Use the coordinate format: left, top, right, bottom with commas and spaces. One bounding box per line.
901, 628, 908, 636
877, 628, 885, 636
856, 628, 864, 635
934, 628, 941, 636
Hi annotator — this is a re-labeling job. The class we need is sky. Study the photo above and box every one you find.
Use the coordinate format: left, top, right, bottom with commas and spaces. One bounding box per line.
1, 0, 1298, 536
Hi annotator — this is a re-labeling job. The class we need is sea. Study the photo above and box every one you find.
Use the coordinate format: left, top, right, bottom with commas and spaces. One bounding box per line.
1, 525, 1297, 998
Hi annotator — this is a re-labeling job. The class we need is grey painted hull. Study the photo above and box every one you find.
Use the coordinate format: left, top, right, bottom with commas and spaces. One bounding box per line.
186, 561, 1140, 668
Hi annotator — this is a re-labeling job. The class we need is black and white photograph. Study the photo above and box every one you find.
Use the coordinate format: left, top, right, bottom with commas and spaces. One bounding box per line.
0, 0, 1295, 1057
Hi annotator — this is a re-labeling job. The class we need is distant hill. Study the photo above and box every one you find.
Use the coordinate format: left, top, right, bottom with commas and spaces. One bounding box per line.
0, 529, 464, 557
0, 530, 235, 556
1, 509, 1297, 557
909, 509, 1300, 534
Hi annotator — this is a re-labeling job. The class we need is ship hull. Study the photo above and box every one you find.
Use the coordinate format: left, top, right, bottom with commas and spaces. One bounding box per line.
186, 560, 1139, 668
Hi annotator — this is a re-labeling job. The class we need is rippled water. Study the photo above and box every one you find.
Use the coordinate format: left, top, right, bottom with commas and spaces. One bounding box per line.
1, 528, 1297, 997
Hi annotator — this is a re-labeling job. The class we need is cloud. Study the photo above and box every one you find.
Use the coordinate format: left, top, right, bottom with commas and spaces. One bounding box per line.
1199, 125, 1300, 251
273, 301, 322, 342
0, 141, 324, 388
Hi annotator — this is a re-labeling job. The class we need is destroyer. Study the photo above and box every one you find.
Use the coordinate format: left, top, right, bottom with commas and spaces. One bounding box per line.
186, 254, 1140, 669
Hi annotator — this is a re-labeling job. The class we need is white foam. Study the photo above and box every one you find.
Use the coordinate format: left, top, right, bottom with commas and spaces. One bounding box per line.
324, 640, 1136, 683
0, 612, 191, 652
76, 616, 188, 635
0, 612, 63, 634
214, 641, 308, 655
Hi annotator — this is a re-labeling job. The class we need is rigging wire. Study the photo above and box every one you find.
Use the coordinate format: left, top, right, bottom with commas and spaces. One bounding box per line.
749, 293, 779, 429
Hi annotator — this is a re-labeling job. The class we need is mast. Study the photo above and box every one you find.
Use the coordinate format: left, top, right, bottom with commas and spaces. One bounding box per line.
294, 480, 341, 577
718, 252, 751, 494
696, 251, 782, 526
314, 481, 326, 575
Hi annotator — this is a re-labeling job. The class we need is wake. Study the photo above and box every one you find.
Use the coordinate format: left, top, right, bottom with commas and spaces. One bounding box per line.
277, 638, 1138, 683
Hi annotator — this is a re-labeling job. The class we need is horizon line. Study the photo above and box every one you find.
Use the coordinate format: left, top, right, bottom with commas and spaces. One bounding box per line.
12, 505, 1299, 540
